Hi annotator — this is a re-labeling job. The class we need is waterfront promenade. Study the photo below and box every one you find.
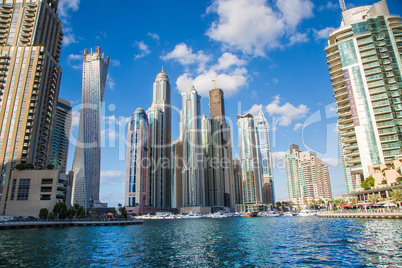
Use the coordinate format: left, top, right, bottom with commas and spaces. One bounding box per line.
0, 219, 143, 230
319, 210, 402, 219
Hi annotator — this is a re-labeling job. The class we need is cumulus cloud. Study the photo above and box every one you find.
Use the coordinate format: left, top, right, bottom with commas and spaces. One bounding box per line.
317, 1, 339, 12
214, 52, 246, 70
58, 0, 80, 46
246, 104, 263, 116
59, 0, 80, 17
289, 32, 309, 45
107, 76, 116, 90
313, 27, 336, 40
265, 95, 309, 126
161, 43, 211, 72
134, 41, 151, 60
67, 54, 82, 69
147, 32, 160, 41
176, 67, 247, 97
293, 123, 303, 131
206, 0, 314, 57
110, 59, 121, 67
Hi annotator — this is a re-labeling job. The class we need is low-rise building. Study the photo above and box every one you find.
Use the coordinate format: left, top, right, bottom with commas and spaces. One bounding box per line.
4, 170, 68, 217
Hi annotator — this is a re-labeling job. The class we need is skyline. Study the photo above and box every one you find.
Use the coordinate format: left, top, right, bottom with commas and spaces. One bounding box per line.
58, 0, 402, 206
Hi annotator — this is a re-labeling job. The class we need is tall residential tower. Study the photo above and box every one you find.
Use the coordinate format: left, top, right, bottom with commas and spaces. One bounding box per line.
326, 0, 402, 193
0, 0, 63, 214
71, 47, 109, 210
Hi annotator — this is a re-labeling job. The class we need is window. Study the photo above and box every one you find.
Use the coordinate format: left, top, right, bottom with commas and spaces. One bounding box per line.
41, 187, 52, 193
17, 179, 30, 201
10, 179, 16, 201
40, 195, 51, 201
42, 178, 53, 185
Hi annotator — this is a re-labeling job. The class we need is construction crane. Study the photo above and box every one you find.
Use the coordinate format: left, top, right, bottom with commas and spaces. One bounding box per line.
339, 0, 347, 11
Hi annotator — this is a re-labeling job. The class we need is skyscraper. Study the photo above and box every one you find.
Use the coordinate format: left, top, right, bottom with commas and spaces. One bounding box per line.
254, 108, 275, 205
237, 113, 263, 212
171, 141, 183, 210
181, 85, 205, 209
147, 71, 171, 209
71, 47, 109, 210
125, 108, 152, 215
0, 0, 63, 214
326, 0, 402, 193
285, 144, 333, 201
49, 98, 72, 174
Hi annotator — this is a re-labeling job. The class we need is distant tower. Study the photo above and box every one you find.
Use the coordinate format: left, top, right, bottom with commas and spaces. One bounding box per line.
71, 47, 109, 210
254, 108, 275, 204
125, 108, 151, 214
181, 86, 205, 207
49, 98, 72, 174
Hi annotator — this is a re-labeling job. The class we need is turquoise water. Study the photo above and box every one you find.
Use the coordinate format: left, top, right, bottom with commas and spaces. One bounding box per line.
0, 217, 401, 267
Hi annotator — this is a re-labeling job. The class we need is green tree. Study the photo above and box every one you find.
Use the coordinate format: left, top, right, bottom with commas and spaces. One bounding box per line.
361, 181, 370, 189
366, 176, 375, 187
15, 164, 26, 170
46, 164, 55, 170
25, 163, 34, 170
119, 206, 128, 218
389, 189, 402, 207
368, 194, 382, 204
52, 202, 68, 219
39, 208, 48, 219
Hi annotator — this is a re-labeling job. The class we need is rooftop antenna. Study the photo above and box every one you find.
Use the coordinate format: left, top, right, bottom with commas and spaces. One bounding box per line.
162, 65, 164, 72
339, 0, 347, 11
210, 68, 221, 89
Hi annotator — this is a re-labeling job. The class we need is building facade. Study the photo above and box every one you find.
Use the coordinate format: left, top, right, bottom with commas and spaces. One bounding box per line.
232, 158, 243, 206
326, 0, 402, 193
285, 144, 333, 201
181, 86, 205, 208
254, 108, 275, 205
125, 108, 152, 215
237, 113, 263, 212
71, 47, 109, 210
49, 98, 72, 174
171, 141, 183, 210
0, 0, 63, 215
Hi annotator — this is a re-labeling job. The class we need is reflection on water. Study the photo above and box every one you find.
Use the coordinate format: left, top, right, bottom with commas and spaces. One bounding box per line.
0, 217, 401, 267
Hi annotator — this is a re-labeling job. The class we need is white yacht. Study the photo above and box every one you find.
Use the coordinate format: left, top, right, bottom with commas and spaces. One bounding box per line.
299, 210, 316, 217
211, 211, 228, 218
262, 211, 281, 217
181, 212, 203, 219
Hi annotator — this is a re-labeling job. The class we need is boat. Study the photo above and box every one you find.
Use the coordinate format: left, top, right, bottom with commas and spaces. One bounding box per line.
164, 215, 176, 219
245, 211, 258, 217
211, 211, 228, 218
181, 212, 203, 219
262, 211, 281, 217
283, 212, 293, 217
299, 210, 316, 217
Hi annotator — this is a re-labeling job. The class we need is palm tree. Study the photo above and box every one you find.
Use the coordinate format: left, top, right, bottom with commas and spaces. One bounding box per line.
368, 194, 382, 204
350, 197, 358, 205
389, 189, 402, 207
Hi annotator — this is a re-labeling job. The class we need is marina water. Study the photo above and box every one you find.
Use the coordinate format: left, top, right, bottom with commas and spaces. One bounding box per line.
0, 217, 401, 267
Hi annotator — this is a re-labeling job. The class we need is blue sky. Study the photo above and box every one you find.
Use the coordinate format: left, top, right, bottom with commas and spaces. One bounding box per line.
57, 0, 402, 206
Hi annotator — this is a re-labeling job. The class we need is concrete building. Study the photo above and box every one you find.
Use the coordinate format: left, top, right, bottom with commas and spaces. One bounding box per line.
71, 47, 109, 210
285, 144, 333, 202
49, 98, 72, 174
0, 0, 64, 214
326, 0, 402, 193
171, 141, 183, 210
232, 158, 243, 206
125, 108, 154, 215
237, 113, 263, 212
181, 85, 206, 213
4, 169, 67, 217
254, 108, 275, 205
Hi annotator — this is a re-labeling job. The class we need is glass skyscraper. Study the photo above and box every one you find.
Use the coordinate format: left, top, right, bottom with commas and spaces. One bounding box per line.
326, 0, 402, 193
254, 108, 275, 205
237, 113, 263, 212
71, 47, 109, 210
0, 0, 63, 214
181, 85, 205, 207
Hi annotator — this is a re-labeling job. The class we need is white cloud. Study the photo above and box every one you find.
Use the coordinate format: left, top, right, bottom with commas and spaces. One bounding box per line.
246, 104, 263, 116
59, 0, 80, 46
293, 123, 303, 131
317, 1, 339, 12
176, 68, 247, 97
67, 54, 82, 69
58, 0, 80, 17
251, 90, 258, 100
289, 32, 309, 45
100, 190, 124, 207
107, 76, 116, 90
110, 60, 121, 67
214, 52, 246, 70
147, 32, 160, 41
161, 43, 211, 72
272, 78, 279, 84
63, 31, 78, 46
265, 95, 309, 126
134, 41, 151, 60
313, 27, 336, 40
206, 0, 314, 57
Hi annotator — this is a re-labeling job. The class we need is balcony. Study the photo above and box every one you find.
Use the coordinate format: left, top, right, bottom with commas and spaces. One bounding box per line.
343, 136, 357, 144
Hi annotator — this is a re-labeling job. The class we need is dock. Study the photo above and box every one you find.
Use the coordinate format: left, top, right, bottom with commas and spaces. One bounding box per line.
318, 211, 402, 219
0, 219, 143, 230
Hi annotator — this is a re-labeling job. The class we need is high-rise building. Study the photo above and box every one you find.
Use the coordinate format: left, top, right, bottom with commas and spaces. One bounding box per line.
0, 0, 63, 214
201, 116, 225, 207
209, 87, 225, 124
285, 144, 333, 201
326, 0, 402, 193
171, 141, 183, 210
232, 158, 243, 206
49, 98, 72, 174
147, 71, 171, 209
71, 47, 109, 210
254, 108, 275, 205
181, 85, 205, 208
237, 113, 263, 212
125, 108, 152, 215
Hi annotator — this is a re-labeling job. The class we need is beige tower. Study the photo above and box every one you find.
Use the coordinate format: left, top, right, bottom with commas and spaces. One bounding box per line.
0, 0, 63, 215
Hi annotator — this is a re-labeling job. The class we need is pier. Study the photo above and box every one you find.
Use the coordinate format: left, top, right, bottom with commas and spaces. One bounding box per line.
318, 211, 402, 219
0, 219, 143, 230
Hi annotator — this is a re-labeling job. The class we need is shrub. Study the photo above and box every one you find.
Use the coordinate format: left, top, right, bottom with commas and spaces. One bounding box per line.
15, 164, 26, 170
